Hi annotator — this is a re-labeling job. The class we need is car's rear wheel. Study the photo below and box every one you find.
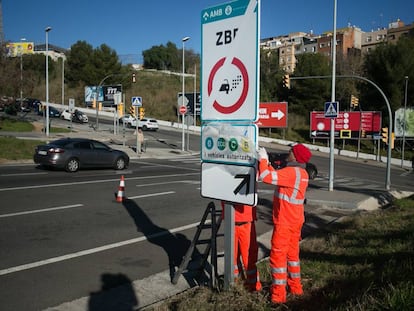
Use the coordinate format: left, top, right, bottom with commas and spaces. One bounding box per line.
114, 157, 126, 170
306, 163, 318, 180
142, 125, 148, 131
65, 158, 80, 172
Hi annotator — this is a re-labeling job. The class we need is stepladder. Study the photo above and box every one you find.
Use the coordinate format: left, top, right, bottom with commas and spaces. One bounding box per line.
172, 202, 223, 289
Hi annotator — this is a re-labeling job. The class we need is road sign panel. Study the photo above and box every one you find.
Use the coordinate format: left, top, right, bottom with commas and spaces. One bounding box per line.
201, 0, 259, 121
310, 111, 382, 139
256, 102, 288, 128
132, 96, 142, 107
201, 162, 257, 205
179, 105, 187, 115
201, 122, 257, 165
324, 101, 338, 118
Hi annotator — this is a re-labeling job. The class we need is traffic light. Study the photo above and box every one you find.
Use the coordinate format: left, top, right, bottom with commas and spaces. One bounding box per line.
129, 106, 136, 117
361, 129, 366, 138
117, 103, 124, 117
381, 127, 389, 144
139, 107, 145, 120
350, 95, 359, 109
132, 73, 136, 83
283, 74, 290, 89
382, 128, 396, 149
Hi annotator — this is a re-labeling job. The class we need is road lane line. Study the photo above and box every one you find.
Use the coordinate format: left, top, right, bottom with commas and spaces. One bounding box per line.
0, 204, 84, 218
135, 180, 200, 187
0, 222, 199, 276
0, 172, 48, 177
128, 191, 175, 199
0, 173, 199, 192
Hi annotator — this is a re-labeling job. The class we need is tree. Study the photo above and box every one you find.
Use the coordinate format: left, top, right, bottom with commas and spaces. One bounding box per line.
65, 41, 95, 87
362, 37, 414, 119
92, 44, 123, 85
259, 49, 281, 102
335, 49, 364, 110
66, 41, 127, 89
288, 53, 331, 115
142, 41, 198, 72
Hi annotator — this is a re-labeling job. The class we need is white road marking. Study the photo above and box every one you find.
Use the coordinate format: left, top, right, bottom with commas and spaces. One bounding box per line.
0, 222, 199, 276
0, 204, 83, 218
0, 172, 199, 192
0, 172, 48, 177
128, 191, 175, 199
135, 180, 200, 187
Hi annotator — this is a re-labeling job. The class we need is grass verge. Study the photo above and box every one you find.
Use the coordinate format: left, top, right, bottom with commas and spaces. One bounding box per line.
0, 117, 70, 162
0, 136, 44, 162
151, 196, 414, 311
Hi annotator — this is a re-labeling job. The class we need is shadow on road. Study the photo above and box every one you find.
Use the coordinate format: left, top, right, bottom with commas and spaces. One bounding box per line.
88, 273, 138, 311
122, 198, 192, 282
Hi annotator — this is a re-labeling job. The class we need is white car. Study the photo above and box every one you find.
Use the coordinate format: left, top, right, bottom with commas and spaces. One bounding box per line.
119, 114, 136, 127
60, 109, 72, 121
130, 118, 159, 131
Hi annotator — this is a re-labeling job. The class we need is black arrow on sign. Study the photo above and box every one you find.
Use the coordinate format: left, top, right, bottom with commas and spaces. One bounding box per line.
233, 174, 250, 195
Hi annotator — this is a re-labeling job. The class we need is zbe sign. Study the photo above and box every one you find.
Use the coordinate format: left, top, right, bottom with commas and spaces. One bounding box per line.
202, 0, 259, 122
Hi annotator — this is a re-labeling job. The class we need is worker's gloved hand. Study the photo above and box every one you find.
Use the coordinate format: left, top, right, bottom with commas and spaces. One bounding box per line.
257, 147, 268, 162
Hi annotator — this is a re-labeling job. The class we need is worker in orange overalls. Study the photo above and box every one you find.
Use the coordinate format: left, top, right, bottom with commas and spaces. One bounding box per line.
257, 144, 312, 304
221, 202, 262, 292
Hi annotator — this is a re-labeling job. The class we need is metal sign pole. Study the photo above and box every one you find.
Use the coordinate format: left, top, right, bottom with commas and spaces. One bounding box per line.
135, 107, 140, 155
224, 203, 235, 289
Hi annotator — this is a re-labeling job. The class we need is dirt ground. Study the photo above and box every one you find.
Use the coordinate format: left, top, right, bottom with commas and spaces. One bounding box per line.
32, 121, 44, 132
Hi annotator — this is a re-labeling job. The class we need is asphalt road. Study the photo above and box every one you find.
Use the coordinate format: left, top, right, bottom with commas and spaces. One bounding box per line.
0, 112, 413, 310
0, 155, 273, 311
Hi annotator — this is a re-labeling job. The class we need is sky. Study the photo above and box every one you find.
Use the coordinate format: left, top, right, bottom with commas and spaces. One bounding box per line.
3, 0, 414, 63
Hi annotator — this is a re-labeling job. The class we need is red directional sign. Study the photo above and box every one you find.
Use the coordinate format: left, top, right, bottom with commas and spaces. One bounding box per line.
179, 105, 187, 115
310, 111, 382, 139
256, 102, 288, 128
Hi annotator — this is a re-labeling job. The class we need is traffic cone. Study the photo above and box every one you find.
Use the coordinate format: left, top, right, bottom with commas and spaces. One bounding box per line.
115, 175, 126, 202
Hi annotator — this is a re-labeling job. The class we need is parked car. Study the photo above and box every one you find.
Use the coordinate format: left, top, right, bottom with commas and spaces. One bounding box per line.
24, 98, 42, 110
267, 152, 318, 180
37, 106, 61, 118
16, 98, 31, 112
119, 114, 136, 127
130, 118, 159, 131
60, 109, 72, 121
33, 138, 130, 172
72, 109, 88, 123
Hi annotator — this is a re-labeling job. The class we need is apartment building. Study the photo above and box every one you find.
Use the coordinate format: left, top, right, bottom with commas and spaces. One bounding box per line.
386, 19, 414, 44
318, 26, 362, 58
361, 20, 414, 54
361, 28, 387, 54
261, 19, 413, 72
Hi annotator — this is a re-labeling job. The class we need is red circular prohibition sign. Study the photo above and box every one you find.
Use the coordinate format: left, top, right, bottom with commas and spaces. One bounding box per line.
207, 57, 249, 114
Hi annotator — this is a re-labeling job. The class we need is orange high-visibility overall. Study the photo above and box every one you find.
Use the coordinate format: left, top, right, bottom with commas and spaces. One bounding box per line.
259, 160, 309, 303
221, 202, 262, 291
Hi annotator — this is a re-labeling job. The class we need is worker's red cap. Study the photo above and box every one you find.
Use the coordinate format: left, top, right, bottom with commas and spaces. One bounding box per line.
292, 144, 312, 163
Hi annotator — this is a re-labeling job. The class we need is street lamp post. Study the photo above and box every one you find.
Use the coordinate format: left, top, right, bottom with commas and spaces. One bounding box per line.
401, 76, 409, 167
20, 38, 26, 108
62, 57, 65, 106
328, 0, 338, 192
45, 26, 52, 137
181, 36, 190, 151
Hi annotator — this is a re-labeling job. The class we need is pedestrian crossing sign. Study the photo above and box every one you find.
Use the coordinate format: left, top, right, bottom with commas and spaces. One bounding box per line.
324, 101, 338, 118
132, 96, 142, 107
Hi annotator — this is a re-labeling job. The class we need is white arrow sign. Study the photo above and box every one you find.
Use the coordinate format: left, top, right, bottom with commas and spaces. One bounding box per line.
271, 109, 285, 120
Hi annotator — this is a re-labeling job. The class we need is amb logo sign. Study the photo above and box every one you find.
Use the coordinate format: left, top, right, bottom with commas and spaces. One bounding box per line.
202, 0, 258, 121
